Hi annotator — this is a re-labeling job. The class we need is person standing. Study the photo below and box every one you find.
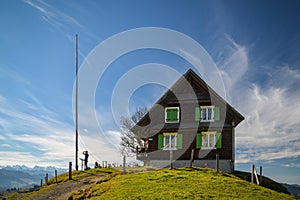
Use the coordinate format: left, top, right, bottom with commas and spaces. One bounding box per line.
83, 151, 89, 170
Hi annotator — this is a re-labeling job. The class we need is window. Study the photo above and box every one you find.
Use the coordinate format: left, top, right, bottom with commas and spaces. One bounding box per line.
201, 106, 214, 121
202, 132, 215, 148
158, 133, 183, 150
164, 133, 177, 149
196, 132, 222, 149
165, 107, 179, 123
195, 106, 220, 122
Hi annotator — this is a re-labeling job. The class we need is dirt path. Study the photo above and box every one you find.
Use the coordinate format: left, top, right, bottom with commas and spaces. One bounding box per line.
25, 176, 105, 200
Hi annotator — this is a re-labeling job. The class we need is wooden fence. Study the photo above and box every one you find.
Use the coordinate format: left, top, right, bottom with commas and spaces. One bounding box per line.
251, 164, 263, 185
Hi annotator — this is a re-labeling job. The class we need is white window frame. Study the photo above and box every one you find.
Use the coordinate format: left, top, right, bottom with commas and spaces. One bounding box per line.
200, 106, 215, 122
202, 132, 216, 149
163, 133, 177, 150
165, 107, 180, 123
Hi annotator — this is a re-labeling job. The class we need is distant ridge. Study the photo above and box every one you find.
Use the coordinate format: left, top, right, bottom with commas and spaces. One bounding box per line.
0, 165, 67, 192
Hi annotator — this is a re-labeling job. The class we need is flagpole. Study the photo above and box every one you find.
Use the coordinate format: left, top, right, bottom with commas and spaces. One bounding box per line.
75, 34, 79, 171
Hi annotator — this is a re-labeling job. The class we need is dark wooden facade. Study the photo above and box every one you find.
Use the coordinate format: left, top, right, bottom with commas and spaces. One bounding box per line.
133, 69, 244, 171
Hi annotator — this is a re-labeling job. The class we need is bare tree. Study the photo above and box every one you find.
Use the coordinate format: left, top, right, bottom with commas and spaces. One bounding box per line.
120, 107, 147, 157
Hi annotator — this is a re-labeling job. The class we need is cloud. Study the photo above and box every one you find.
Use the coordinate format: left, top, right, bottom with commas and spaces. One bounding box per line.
0, 94, 74, 167
282, 163, 300, 168
0, 66, 31, 87
218, 34, 248, 101
0, 91, 125, 167
23, 0, 100, 43
74, 102, 124, 163
79, 130, 122, 163
23, 0, 82, 30
218, 35, 300, 164
0, 151, 39, 167
235, 79, 300, 163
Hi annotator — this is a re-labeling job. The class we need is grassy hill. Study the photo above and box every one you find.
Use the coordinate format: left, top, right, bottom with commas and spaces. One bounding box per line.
4, 167, 295, 200
233, 170, 290, 194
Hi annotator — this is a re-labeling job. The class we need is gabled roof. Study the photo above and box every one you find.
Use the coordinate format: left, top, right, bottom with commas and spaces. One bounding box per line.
133, 69, 244, 136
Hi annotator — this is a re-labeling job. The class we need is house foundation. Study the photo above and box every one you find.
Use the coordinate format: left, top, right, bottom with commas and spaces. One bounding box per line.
147, 159, 234, 173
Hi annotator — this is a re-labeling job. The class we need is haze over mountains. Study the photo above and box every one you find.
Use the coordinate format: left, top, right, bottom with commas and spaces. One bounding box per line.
0, 165, 67, 191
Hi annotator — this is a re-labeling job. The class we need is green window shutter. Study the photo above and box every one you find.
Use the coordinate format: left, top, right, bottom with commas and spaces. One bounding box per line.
214, 107, 220, 121
195, 107, 200, 121
215, 132, 222, 148
196, 133, 202, 149
172, 109, 178, 121
176, 134, 183, 149
200, 108, 202, 120
158, 134, 164, 149
166, 108, 178, 122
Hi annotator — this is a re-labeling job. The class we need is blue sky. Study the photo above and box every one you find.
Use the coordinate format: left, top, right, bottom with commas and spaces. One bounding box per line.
0, 0, 299, 184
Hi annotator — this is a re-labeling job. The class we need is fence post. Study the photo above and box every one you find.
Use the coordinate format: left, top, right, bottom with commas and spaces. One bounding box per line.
259, 166, 263, 184
251, 164, 254, 183
123, 156, 126, 173
45, 173, 48, 185
216, 153, 219, 173
55, 169, 58, 183
253, 166, 259, 185
40, 179, 43, 187
170, 150, 173, 169
190, 149, 194, 168
69, 162, 72, 180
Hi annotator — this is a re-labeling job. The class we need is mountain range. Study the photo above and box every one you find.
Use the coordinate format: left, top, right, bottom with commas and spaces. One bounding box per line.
0, 165, 67, 192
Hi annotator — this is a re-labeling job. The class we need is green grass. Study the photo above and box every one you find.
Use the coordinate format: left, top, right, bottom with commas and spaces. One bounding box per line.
70, 167, 295, 200
47, 167, 119, 184
4, 167, 295, 200
3, 168, 119, 200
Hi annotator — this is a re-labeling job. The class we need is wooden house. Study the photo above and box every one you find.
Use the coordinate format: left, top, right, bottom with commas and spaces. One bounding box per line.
133, 69, 244, 172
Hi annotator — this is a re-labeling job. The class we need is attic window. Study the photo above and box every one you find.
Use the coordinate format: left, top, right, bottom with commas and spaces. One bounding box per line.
195, 106, 220, 122
202, 106, 214, 121
165, 107, 179, 123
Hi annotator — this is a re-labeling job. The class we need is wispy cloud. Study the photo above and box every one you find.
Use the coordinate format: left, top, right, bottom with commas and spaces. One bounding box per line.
235, 78, 300, 163
218, 34, 248, 102
23, 0, 99, 43
0, 66, 31, 87
23, 0, 82, 31
0, 151, 40, 167
282, 163, 300, 168
218, 35, 300, 164
0, 94, 75, 167
0, 91, 125, 167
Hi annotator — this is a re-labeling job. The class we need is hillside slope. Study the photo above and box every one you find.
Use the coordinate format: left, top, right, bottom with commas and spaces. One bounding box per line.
70, 168, 295, 200
4, 167, 295, 200
233, 170, 290, 194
